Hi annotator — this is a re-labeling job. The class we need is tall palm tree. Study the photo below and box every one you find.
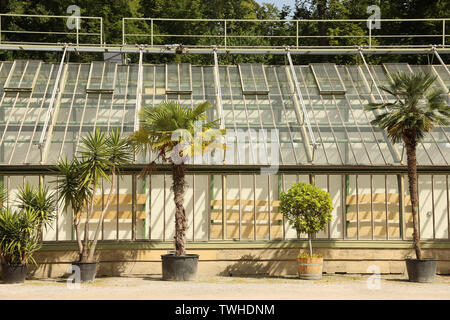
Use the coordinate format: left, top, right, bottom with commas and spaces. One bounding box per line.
365, 72, 449, 260
129, 101, 224, 256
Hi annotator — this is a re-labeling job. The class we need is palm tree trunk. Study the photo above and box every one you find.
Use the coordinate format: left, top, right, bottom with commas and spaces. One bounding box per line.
172, 163, 187, 256
88, 171, 116, 262
405, 139, 423, 260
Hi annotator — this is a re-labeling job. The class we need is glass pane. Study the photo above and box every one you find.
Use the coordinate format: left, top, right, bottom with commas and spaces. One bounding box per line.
149, 174, 165, 240
433, 175, 449, 239
310, 63, 346, 94
86, 61, 117, 92
239, 64, 269, 94
329, 175, 344, 239
357, 175, 372, 240
387, 175, 401, 240
345, 175, 357, 239
166, 63, 192, 93
4, 60, 41, 90
209, 175, 223, 240
418, 175, 434, 239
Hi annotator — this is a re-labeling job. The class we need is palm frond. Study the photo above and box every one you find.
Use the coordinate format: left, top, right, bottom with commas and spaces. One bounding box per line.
130, 100, 224, 164
365, 71, 450, 145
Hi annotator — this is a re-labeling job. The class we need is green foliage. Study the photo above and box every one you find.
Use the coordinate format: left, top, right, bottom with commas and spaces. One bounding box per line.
55, 156, 92, 218
0, 207, 41, 265
54, 128, 132, 260
79, 129, 114, 186
280, 182, 333, 236
16, 183, 56, 233
0, 185, 8, 208
128, 101, 224, 163
365, 72, 450, 144
2, 0, 448, 64
1, 0, 145, 61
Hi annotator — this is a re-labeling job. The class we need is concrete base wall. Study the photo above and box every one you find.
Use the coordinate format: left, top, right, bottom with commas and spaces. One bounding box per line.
24, 246, 450, 279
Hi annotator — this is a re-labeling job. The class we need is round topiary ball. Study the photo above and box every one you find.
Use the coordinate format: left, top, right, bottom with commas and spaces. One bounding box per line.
280, 182, 333, 236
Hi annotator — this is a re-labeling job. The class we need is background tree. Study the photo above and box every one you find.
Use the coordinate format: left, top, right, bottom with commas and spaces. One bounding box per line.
1, 0, 448, 63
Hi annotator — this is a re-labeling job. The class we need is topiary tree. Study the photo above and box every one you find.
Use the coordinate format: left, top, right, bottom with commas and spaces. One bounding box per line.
280, 182, 333, 258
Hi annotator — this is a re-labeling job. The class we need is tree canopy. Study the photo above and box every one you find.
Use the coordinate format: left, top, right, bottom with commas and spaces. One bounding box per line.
0, 0, 448, 64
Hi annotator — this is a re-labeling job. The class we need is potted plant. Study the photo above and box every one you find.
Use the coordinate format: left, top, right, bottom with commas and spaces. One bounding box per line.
0, 206, 41, 283
0, 184, 56, 284
55, 128, 132, 282
129, 101, 224, 281
280, 182, 333, 280
365, 72, 449, 283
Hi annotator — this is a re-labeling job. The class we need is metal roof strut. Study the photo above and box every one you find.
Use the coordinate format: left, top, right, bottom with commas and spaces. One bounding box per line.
38, 43, 68, 163
285, 47, 320, 161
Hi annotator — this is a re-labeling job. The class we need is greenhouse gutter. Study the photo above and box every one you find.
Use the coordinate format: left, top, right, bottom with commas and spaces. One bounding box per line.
0, 43, 449, 55
1, 164, 449, 175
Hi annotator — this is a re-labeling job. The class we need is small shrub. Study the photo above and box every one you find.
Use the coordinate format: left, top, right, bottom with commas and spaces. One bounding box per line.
280, 182, 333, 258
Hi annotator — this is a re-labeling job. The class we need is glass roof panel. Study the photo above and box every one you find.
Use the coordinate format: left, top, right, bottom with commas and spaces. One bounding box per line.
0, 62, 58, 164
310, 63, 346, 95
4, 60, 41, 92
0, 62, 13, 85
338, 65, 397, 165
238, 64, 269, 94
433, 65, 450, 88
86, 61, 117, 93
48, 63, 135, 163
0, 60, 447, 167
166, 63, 192, 94
295, 66, 346, 165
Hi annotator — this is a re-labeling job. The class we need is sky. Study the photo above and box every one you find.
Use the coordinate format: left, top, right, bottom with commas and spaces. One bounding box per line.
255, 0, 297, 10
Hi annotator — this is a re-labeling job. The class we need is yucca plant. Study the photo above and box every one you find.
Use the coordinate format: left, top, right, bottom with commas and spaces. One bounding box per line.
128, 101, 224, 257
0, 185, 7, 209
365, 71, 450, 260
55, 128, 132, 263
55, 156, 91, 262
16, 183, 56, 240
0, 207, 41, 266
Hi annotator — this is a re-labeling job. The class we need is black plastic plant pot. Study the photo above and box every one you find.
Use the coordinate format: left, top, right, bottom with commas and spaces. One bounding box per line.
1, 264, 27, 284
405, 258, 437, 283
72, 262, 98, 282
161, 253, 199, 281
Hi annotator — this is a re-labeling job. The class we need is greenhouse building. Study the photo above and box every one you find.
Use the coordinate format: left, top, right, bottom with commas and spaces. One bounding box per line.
0, 15, 449, 277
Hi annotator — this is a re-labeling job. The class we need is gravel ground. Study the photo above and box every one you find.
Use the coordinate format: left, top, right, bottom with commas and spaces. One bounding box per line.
1, 274, 450, 300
